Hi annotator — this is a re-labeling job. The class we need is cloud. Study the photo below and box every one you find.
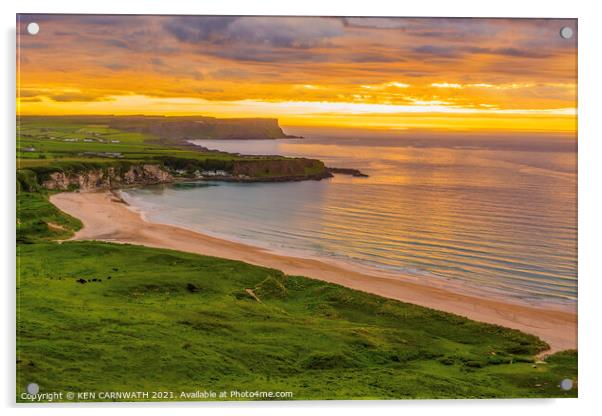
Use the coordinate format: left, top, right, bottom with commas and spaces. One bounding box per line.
19, 97, 43, 103
346, 53, 403, 63
16, 14, 577, 122
69, 15, 134, 26
342, 17, 408, 30
19, 42, 51, 49
163, 16, 239, 43
412, 45, 459, 58
412, 31, 447, 38
53, 30, 78, 36
104, 63, 129, 71
164, 16, 344, 49
19, 89, 45, 98
150, 57, 166, 67
160, 16, 347, 63
207, 47, 331, 63
462, 46, 553, 59
103, 39, 129, 49
432, 82, 462, 89
406, 18, 501, 40
412, 44, 554, 61
49, 93, 113, 102
209, 68, 251, 79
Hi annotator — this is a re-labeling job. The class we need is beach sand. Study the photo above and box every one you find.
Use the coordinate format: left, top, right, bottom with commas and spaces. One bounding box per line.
50, 191, 577, 353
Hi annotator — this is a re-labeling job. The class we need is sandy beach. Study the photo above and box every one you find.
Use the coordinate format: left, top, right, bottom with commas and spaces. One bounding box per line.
50, 191, 577, 353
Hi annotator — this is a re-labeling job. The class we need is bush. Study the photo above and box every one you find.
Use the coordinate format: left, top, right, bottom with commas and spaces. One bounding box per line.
438, 356, 455, 366
301, 352, 355, 370
16, 170, 39, 193
465, 360, 485, 368
254, 276, 288, 299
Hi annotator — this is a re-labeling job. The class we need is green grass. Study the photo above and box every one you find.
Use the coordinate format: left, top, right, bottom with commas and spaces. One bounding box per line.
16, 117, 285, 166
17, 191, 82, 243
17, 124, 242, 168
17, 238, 577, 401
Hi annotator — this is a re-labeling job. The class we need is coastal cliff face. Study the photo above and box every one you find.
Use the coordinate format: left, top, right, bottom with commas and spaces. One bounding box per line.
42, 164, 173, 191
34, 157, 331, 191
231, 158, 332, 181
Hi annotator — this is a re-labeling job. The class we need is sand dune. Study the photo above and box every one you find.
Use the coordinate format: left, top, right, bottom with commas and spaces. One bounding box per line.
50, 191, 577, 353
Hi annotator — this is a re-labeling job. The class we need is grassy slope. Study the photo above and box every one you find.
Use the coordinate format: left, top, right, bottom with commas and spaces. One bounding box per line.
16, 194, 577, 401
16, 192, 82, 243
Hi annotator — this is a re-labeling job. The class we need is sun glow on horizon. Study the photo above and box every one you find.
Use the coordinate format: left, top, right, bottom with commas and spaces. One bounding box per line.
18, 94, 577, 133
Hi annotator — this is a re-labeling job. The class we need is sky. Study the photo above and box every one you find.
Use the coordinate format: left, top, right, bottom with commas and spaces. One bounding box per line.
17, 15, 577, 132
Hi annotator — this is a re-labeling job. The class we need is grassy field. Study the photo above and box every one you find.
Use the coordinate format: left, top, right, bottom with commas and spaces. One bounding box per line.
17, 118, 253, 166
16, 193, 578, 401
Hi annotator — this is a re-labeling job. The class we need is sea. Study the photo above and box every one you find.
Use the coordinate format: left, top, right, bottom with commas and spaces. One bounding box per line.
120, 127, 577, 310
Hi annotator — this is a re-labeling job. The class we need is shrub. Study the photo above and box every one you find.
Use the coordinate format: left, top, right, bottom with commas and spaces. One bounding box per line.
16, 170, 39, 193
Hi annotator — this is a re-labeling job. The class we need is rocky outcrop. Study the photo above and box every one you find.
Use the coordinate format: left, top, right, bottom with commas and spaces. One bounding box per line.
42, 164, 173, 191
326, 167, 369, 177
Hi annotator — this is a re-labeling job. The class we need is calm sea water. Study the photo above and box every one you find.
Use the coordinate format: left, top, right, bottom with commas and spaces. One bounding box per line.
121, 127, 577, 309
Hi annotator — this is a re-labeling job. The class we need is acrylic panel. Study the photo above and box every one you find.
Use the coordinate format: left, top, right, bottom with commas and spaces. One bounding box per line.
16, 14, 577, 402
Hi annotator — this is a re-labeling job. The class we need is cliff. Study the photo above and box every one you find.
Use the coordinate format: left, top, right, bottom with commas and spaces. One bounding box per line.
19, 157, 333, 192
106, 115, 289, 140
40, 164, 173, 191
19, 115, 290, 140
231, 158, 332, 181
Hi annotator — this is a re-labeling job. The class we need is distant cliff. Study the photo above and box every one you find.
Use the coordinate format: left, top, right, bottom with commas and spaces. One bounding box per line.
106, 115, 290, 141
19, 115, 292, 141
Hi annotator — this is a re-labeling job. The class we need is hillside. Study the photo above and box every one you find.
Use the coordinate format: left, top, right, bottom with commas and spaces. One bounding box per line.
15, 191, 578, 401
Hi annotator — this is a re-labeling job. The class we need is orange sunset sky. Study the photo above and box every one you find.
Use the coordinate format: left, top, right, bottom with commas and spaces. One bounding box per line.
17, 15, 577, 132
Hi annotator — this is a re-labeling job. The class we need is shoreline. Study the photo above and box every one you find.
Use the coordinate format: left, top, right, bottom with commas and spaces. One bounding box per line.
50, 191, 577, 353
119, 187, 574, 313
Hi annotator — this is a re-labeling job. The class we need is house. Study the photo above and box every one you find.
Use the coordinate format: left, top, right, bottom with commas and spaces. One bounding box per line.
81, 151, 123, 158
201, 170, 228, 177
